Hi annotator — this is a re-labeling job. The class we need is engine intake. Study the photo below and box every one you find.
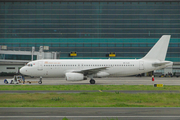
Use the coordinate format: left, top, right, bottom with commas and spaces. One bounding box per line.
65, 73, 86, 81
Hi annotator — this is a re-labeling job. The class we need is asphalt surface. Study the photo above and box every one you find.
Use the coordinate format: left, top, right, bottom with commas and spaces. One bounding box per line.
0, 76, 180, 85
1, 107, 180, 120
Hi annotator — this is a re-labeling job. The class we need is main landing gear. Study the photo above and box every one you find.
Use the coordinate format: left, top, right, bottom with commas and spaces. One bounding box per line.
90, 79, 95, 84
38, 76, 42, 84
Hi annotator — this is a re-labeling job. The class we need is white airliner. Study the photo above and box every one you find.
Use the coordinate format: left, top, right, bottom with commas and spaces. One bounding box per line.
20, 35, 173, 84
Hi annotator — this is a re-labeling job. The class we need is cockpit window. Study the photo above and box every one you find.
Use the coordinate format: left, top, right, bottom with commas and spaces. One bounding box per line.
27, 64, 33, 67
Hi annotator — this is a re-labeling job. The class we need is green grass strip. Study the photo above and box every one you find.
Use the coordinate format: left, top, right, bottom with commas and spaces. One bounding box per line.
0, 85, 180, 91
1, 92, 180, 107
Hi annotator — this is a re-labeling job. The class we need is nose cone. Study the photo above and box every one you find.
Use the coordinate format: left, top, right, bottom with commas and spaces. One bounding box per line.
20, 67, 25, 75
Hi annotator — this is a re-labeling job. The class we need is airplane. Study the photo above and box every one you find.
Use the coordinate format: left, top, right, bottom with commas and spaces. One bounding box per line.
20, 35, 173, 84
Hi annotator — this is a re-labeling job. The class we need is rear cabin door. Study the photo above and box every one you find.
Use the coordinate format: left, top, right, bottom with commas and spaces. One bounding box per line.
139, 61, 144, 70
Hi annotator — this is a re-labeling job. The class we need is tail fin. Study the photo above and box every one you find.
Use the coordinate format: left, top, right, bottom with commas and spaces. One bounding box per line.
142, 35, 171, 61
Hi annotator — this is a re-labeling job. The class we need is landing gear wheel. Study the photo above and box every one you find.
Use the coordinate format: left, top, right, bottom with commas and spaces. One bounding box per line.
38, 77, 42, 84
90, 79, 95, 84
38, 81, 42, 84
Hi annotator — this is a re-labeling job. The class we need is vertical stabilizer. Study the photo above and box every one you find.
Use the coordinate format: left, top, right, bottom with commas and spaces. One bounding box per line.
142, 35, 171, 61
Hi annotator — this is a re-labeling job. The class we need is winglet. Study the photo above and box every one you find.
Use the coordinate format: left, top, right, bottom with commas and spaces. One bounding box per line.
142, 35, 171, 61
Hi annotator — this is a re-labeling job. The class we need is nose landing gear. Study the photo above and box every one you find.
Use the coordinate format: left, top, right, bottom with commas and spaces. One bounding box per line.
38, 76, 42, 84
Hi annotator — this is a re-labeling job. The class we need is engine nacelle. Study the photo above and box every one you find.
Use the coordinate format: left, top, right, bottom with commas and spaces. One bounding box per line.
96, 72, 109, 77
65, 73, 86, 81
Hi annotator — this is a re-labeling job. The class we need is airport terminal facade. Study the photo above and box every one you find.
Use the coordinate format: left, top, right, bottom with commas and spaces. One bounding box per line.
0, 0, 180, 74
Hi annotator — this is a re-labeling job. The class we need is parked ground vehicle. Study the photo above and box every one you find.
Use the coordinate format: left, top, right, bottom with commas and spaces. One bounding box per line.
154, 72, 163, 77
174, 72, 180, 77
4, 75, 23, 84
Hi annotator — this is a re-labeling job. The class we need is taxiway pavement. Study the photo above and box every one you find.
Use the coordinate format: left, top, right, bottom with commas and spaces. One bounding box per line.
1, 107, 180, 120
0, 76, 180, 85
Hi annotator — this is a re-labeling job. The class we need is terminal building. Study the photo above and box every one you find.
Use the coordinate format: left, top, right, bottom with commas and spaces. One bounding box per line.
0, 0, 180, 75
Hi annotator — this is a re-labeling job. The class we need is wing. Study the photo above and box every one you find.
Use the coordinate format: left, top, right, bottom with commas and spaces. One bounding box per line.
72, 67, 108, 76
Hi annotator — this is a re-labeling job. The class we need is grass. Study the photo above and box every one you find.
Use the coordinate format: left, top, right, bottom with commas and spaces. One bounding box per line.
1, 85, 180, 107
1, 92, 180, 107
1, 85, 180, 91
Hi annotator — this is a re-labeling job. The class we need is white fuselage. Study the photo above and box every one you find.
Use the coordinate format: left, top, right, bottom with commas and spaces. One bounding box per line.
19, 35, 173, 84
20, 59, 172, 78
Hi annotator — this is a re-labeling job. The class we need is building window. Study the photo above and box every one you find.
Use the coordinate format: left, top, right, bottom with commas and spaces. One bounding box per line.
6, 67, 15, 69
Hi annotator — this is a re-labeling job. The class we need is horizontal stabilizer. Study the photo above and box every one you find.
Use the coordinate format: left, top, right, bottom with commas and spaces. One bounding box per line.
152, 61, 171, 66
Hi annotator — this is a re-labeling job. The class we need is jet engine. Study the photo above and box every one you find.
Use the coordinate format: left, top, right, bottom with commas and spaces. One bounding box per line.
96, 72, 109, 77
65, 73, 86, 81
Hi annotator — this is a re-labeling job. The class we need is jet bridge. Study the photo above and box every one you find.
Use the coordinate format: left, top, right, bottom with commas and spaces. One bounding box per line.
0, 46, 60, 73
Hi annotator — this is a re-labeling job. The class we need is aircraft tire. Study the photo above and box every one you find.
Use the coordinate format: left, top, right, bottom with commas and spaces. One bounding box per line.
38, 81, 42, 84
90, 79, 95, 84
